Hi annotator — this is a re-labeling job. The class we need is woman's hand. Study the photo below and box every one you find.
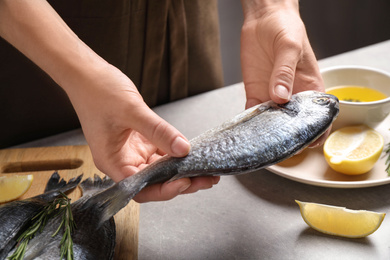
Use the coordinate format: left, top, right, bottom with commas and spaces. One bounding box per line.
241, 1, 324, 107
240, 0, 329, 146
68, 64, 220, 203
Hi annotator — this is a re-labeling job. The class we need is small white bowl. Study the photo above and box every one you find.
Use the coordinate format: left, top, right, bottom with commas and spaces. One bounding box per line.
321, 66, 390, 130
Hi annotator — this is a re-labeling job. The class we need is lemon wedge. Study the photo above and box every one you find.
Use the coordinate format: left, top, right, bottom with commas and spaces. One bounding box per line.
0, 175, 34, 203
296, 200, 385, 238
323, 125, 384, 175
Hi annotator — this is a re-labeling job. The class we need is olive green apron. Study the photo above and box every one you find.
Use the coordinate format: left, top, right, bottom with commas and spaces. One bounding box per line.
0, 0, 223, 148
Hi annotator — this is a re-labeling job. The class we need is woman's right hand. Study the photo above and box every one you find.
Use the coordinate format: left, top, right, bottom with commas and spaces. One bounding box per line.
67, 63, 220, 202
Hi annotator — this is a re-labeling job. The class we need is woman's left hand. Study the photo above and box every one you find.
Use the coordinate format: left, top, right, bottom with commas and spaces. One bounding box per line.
240, 1, 329, 146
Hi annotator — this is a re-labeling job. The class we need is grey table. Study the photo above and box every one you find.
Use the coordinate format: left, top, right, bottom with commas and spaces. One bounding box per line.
14, 40, 390, 260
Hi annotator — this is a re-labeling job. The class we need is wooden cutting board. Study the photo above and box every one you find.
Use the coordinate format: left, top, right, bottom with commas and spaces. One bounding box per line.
0, 145, 139, 260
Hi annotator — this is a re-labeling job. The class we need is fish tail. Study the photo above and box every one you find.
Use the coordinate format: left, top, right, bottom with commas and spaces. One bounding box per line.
80, 173, 148, 228
44, 171, 83, 194
79, 174, 115, 196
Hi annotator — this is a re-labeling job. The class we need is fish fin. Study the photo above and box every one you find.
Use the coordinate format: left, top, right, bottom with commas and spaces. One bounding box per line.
217, 104, 271, 132
44, 171, 64, 192
79, 174, 115, 197
44, 171, 83, 194
275, 103, 299, 117
80, 173, 148, 228
167, 175, 181, 182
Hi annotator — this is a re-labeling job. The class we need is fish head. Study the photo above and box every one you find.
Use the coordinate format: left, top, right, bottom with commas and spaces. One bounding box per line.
287, 91, 339, 121
311, 91, 339, 120
311, 92, 339, 110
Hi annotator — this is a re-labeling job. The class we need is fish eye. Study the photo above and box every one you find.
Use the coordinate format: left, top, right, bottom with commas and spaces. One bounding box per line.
313, 97, 330, 105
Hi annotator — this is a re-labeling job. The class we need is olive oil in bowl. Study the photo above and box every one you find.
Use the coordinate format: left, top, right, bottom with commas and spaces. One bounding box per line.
321, 66, 390, 129
326, 85, 387, 102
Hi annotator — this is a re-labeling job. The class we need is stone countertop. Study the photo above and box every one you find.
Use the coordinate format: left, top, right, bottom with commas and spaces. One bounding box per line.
13, 40, 390, 260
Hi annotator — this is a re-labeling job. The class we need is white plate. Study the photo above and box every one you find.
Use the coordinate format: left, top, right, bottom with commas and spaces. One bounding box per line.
267, 115, 390, 188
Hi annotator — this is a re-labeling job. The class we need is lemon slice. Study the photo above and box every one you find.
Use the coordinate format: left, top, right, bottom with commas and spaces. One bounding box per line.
323, 125, 384, 175
296, 200, 385, 238
0, 175, 34, 203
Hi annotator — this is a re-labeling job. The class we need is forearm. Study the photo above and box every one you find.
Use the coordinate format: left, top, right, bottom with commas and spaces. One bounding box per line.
0, 0, 106, 95
241, 0, 299, 21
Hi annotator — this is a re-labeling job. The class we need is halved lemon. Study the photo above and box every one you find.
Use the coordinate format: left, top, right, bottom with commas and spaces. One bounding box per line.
0, 175, 34, 203
296, 200, 385, 238
323, 125, 384, 175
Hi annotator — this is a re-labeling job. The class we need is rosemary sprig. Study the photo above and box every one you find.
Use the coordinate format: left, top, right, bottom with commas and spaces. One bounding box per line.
52, 194, 76, 260
8, 192, 76, 260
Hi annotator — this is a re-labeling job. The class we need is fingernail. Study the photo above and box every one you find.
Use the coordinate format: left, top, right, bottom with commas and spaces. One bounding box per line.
275, 85, 290, 100
179, 182, 191, 193
172, 136, 190, 156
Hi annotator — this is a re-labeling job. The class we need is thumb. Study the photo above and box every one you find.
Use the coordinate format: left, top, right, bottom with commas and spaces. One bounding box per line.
132, 104, 191, 157
269, 46, 300, 104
